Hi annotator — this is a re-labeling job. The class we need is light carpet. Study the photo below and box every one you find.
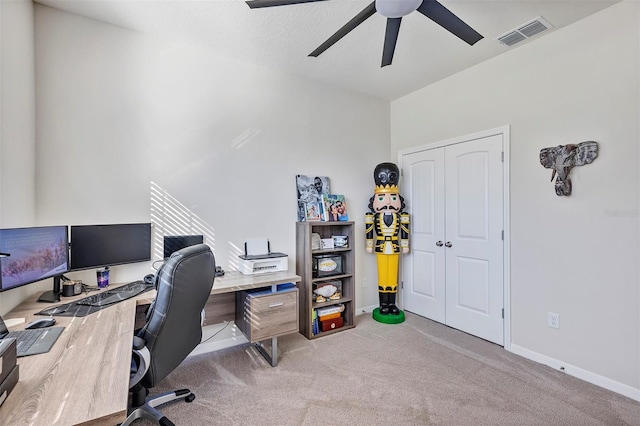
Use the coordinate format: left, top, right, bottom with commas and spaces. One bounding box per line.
139, 312, 640, 425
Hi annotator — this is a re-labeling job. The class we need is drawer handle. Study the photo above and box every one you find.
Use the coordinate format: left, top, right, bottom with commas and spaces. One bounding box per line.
268, 302, 284, 308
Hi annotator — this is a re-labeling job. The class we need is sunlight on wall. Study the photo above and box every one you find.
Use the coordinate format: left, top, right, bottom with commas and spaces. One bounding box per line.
150, 181, 216, 260
231, 128, 261, 150
227, 241, 244, 271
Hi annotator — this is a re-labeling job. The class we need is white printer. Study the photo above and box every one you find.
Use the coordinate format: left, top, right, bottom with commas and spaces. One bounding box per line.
238, 238, 288, 275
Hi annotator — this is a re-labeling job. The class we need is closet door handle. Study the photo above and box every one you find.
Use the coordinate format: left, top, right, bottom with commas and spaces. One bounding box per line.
435, 241, 443, 247
445, 242, 452, 248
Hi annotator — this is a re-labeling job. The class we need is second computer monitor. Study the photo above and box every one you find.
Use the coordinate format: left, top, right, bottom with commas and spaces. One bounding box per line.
163, 235, 204, 259
70, 223, 152, 271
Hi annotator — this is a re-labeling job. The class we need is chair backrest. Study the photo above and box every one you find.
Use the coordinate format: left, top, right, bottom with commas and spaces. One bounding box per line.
137, 243, 215, 388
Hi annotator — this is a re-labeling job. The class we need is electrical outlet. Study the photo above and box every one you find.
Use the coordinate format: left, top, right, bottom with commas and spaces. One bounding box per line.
548, 312, 560, 329
362, 277, 367, 288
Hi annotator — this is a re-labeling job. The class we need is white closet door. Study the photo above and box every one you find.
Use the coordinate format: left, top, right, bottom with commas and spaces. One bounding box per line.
444, 135, 504, 345
401, 148, 446, 323
401, 133, 504, 345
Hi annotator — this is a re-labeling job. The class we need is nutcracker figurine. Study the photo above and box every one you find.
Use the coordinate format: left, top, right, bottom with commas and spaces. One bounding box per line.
365, 162, 409, 324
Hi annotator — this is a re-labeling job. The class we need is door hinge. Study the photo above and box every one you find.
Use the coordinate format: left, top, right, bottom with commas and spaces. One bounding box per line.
502, 308, 504, 319
501, 230, 504, 240
501, 152, 504, 162
401, 280, 404, 289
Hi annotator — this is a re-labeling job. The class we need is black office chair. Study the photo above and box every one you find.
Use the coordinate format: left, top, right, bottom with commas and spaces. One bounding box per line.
122, 243, 216, 426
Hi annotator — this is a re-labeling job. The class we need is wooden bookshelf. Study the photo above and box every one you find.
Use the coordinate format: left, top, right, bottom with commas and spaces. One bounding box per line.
296, 221, 355, 339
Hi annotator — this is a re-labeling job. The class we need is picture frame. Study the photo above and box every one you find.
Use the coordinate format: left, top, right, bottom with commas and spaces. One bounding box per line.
305, 202, 323, 222
322, 194, 348, 222
296, 175, 330, 221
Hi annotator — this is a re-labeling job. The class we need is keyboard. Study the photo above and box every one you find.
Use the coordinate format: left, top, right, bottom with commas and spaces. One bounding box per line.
7, 329, 41, 355
75, 280, 153, 307
4, 327, 65, 357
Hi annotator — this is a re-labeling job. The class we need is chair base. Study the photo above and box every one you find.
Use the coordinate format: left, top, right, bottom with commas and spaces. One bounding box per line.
120, 388, 195, 426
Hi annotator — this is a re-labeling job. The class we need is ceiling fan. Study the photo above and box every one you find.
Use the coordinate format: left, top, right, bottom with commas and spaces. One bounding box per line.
245, 0, 483, 67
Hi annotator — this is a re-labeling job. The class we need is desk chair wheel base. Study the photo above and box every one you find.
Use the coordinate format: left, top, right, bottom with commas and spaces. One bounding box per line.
121, 388, 195, 426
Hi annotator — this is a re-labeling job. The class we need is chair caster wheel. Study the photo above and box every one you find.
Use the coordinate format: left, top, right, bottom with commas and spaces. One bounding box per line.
185, 394, 196, 403
159, 417, 175, 426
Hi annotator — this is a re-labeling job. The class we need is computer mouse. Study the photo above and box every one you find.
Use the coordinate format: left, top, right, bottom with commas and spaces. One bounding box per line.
25, 318, 56, 329
143, 274, 155, 285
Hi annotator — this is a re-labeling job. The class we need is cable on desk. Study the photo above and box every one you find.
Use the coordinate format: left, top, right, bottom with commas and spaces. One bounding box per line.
200, 321, 231, 344
81, 283, 100, 294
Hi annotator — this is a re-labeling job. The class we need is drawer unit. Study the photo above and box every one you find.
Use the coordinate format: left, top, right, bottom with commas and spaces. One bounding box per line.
235, 285, 299, 342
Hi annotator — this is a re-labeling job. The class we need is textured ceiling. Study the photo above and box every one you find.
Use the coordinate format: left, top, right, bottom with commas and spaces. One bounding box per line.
35, 0, 620, 100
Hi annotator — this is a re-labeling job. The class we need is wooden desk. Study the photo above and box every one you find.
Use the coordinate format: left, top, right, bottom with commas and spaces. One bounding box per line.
0, 270, 300, 426
1, 294, 137, 425
219, 271, 301, 367
212, 270, 300, 294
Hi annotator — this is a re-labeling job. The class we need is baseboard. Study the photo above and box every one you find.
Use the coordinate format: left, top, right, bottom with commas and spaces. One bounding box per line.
356, 304, 378, 315
189, 321, 248, 357
510, 344, 640, 402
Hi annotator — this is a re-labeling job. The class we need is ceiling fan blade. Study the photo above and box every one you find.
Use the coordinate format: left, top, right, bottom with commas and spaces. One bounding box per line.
381, 18, 402, 67
309, 1, 376, 57
417, 0, 483, 45
246, 0, 327, 9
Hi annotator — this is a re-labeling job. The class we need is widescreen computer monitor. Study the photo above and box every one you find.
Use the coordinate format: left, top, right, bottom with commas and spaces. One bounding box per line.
70, 223, 152, 271
0, 226, 69, 299
163, 235, 204, 259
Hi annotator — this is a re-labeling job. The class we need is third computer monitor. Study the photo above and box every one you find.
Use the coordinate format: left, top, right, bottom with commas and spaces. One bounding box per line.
163, 235, 204, 259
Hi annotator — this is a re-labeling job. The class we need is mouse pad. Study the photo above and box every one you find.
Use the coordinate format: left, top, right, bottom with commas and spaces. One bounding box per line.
36, 302, 107, 317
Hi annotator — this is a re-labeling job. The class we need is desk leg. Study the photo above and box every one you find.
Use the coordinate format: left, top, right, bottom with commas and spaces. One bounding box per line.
254, 337, 278, 367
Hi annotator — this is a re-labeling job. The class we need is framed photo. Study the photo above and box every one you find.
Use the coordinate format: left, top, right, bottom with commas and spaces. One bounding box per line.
305, 202, 323, 222
296, 175, 330, 221
323, 194, 348, 221
321, 238, 334, 249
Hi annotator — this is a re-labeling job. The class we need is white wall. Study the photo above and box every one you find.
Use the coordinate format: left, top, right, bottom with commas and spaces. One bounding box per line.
391, 1, 639, 398
33, 5, 386, 310
0, 0, 42, 315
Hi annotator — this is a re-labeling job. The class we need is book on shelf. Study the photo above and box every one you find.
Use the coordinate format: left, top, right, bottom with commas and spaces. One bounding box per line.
318, 311, 341, 321
322, 194, 348, 222
312, 309, 319, 335
313, 305, 344, 334
316, 304, 344, 317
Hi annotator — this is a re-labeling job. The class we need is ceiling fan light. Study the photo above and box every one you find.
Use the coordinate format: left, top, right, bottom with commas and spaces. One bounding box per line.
376, 0, 423, 18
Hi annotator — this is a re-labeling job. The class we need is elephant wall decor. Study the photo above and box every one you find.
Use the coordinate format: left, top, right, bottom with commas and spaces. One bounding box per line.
539, 141, 598, 196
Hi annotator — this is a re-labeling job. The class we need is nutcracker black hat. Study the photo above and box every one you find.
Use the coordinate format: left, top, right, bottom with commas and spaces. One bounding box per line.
373, 162, 400, 194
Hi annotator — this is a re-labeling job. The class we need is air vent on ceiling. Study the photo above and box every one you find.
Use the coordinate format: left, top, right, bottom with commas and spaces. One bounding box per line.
496, 16, 553, 47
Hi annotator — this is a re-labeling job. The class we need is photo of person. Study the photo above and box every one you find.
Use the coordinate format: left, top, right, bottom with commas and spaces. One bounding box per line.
336, 199, 348, 221
305, 202, 322, 221
323, 194, 348, 222
328, 202, 340, 221
296, 175, 330, 221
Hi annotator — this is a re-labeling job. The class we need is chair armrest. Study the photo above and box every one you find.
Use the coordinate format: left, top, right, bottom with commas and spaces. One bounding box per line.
133, 336, 145, 350
130, 337, 151, 389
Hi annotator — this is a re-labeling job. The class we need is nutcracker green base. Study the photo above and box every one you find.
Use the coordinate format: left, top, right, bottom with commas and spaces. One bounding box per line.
372, 308, 405, 324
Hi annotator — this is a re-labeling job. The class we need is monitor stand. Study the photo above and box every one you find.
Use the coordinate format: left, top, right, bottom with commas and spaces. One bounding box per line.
37, 275, 64, 303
